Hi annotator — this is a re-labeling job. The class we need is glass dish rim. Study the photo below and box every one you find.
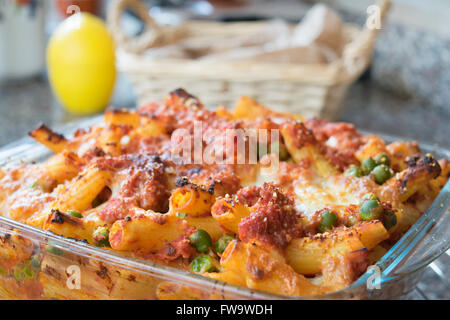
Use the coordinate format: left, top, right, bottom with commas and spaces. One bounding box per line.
0, 115, 448, 300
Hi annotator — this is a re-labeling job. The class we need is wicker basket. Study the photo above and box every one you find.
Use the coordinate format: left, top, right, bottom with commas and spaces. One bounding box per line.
108, 0, 390, 119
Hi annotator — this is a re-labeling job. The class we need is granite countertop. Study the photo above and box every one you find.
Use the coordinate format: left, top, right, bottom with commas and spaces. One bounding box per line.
0, 74, 448, 300
340, 80, 450, 150
0, 74, 137, 148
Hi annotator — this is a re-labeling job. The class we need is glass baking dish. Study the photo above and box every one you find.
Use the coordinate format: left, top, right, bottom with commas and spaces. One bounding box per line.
0, 116, 448, 300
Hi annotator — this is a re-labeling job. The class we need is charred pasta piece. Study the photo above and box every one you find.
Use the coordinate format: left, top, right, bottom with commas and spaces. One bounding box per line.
29, 124, 68, 154
170, 178, 216, 217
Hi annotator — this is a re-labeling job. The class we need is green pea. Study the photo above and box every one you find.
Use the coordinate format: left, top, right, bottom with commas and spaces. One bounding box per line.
361, 157, 377, 174
176, 212, 187, 219
347, 215, 358, 227
31, 255, 41, 269
372, 164, 392, 185
215, 235, 235, 254
30, 180, 46, 191
389, 167, 395, 177
189, 229, 212, 253
317, 210, 338, 232
91, 197, 103, 208
271, 142, 290, 161
93, 227, 110, 247
279, 144, 290, 161
0, 266, 6, 275
361, 193, 379, 203
45, 245, 63, 256
30, 181, 40, 190
374, 153, 390, 166
383, 211, 397, 229
345, 166, 363, 178
359, 199, 383, 221
13, 268, 24, 282
190, 255, 218, 273
67, 210, 83, 219
23, 266, 35, 279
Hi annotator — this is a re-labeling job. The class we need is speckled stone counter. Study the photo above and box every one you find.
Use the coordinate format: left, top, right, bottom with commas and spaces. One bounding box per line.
0, 73, 448, 299
340, 77, 450, 150
0, 74, 137, 148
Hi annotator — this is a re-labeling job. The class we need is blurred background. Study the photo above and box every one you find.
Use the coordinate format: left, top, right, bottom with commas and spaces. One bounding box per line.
0, 0, 448, 299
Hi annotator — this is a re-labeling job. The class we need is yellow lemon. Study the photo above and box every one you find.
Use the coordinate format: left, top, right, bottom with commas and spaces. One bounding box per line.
47, 13, 116, 115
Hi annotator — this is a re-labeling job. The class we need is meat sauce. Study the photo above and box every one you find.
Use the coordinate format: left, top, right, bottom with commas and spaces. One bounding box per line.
305, 118, 363, 170
238, 183, 302, 250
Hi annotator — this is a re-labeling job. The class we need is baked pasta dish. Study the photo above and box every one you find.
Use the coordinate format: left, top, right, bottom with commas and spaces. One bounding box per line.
0, 89, 448, 299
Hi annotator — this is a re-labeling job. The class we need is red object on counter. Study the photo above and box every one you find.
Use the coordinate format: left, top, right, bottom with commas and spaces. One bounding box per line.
56, 0, 102, 17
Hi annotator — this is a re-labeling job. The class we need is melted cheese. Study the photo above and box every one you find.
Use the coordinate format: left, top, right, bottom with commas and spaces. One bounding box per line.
293, 174, 376, 218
